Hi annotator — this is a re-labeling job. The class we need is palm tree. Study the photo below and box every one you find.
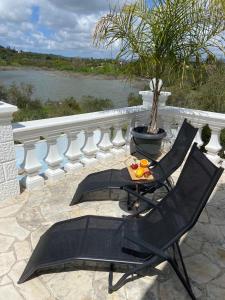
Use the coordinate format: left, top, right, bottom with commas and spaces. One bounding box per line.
93, 0, 225, 134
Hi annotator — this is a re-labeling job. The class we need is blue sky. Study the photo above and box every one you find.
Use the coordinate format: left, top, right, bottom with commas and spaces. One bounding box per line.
0, 0, 138, 58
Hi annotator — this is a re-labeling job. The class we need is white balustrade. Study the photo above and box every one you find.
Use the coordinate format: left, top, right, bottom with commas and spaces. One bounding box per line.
20, 139, 44, 190
191, 121, 204, 148
111, 122, 126, 157
81, 128, 98, 166
64, 130, 83, 172
44, 134, 65, 182
124, 119, 133, 155
159, 106, 225, 164
96, 125, 113, 161
205, 124, 222, 164
161, 115, 176, 150
2, 91, 223, 196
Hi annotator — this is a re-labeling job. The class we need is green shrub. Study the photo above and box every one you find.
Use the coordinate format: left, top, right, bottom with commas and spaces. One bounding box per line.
80, 96, 114, 113
127, 93, 142, 106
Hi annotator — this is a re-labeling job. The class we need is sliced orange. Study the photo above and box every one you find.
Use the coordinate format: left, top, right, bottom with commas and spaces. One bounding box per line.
140, 159, 149, 168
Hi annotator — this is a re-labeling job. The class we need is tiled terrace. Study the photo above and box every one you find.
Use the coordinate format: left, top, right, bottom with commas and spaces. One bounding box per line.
0, 155, 225, 300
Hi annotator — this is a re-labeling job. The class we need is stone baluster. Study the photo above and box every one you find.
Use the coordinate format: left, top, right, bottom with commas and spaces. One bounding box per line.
81, 128, 98, 166
64, 130, 83, 172
161, 115, 175, 151
44, 134, 65, 182
96, 125, 113, 161
124, 119, 134, 155
205, 124, 222, 164
20, 139, 44, 190
111, 122, 126, 156
191, 120, 204, 147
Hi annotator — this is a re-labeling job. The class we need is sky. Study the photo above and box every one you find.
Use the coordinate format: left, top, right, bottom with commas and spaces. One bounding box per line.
0, 0, 137, 58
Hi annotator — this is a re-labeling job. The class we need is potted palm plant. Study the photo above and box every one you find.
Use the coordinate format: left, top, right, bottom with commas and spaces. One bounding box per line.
93, 0, 225, 157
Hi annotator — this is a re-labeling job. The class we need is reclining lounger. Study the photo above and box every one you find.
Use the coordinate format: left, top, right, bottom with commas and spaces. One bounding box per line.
71, 119, 198, 206
18, 144, 223, 300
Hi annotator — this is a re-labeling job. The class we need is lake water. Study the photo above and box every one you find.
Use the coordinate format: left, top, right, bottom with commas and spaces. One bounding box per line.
0, 69, 142, 107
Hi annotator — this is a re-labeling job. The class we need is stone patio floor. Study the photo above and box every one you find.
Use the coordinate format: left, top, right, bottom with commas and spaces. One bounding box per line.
0, 155, 225, 300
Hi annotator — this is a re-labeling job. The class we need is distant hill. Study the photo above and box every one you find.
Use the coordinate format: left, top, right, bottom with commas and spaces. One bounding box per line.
0, 45, 125, 77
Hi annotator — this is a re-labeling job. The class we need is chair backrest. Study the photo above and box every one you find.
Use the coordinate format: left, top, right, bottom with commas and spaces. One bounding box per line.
149, 144, 223, 245
130, 144, 223, 252
153, 119, 198, 178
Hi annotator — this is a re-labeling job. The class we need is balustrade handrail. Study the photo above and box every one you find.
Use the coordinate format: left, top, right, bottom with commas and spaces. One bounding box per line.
12, 105, 147, 141
160, 106, 225, 127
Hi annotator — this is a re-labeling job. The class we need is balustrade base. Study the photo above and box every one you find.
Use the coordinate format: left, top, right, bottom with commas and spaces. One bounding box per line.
81, 157, 98, 166
124, 144, 131, 155
21, 175, 45, 191
206, 153, 222, 165
44, 168, 65, 183
111, 147, 126, 160
64, 162, 83, 173
222, 160, 225, 168
96, 151, 113, 161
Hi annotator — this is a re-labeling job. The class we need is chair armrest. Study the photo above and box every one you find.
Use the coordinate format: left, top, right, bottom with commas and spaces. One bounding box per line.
122, 186, 159, 209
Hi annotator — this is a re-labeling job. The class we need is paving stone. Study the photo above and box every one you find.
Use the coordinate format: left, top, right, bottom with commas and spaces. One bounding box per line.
190, 222, 225, 244
210, 273, 225, 288
0, 251, 15, 276
206, 284, 225, 300
0, 284, 23, 300
92, 271, 127, 300
180, 242, 196, 258
207, 205, 225, 225
0, 218, 29, 241
0, 203, 24, 218
202, 242, 225, 268
159, 278, 189, 300
0, 275, 11, 285
184, 237, 203, 252
14, 240, 32, 261
0, 234, 14, 253
16, 206, 44, 231
125, 275, 159, 300
184, 254, 220, 284
219, 224, 225, 239
46, 271, 94, 300
8, 261, 53, 300
210, 189, 225, 207
198, 209, 209, 224
31, 225, 50, 249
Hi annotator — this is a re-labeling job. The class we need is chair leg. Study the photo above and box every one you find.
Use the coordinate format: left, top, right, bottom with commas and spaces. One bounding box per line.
175, 242, 192, 289
127, 191, 133, 210
168, 250, 196, 300
108, 264, 133, 293
108, 263, 147, 293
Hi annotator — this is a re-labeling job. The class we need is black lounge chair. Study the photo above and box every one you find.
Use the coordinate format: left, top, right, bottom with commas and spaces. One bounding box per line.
18, 144, 223, 300
70, 119, 198, 207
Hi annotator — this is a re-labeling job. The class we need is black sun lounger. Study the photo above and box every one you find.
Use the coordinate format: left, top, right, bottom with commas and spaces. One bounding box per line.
18, 144, 223, 300
70, 119, 197, 207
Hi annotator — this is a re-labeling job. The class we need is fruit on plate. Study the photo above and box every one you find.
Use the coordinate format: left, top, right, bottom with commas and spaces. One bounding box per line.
140, 159, 149, 168
130, 162, 138, 169
135, 168, 144, 178
143, 170, 151, 178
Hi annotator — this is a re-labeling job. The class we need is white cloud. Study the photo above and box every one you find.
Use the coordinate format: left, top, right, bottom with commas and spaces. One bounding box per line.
0, 0, 134, 57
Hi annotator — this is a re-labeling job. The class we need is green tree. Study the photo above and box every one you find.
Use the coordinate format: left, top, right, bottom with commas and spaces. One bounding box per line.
93, 0, 225, 133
